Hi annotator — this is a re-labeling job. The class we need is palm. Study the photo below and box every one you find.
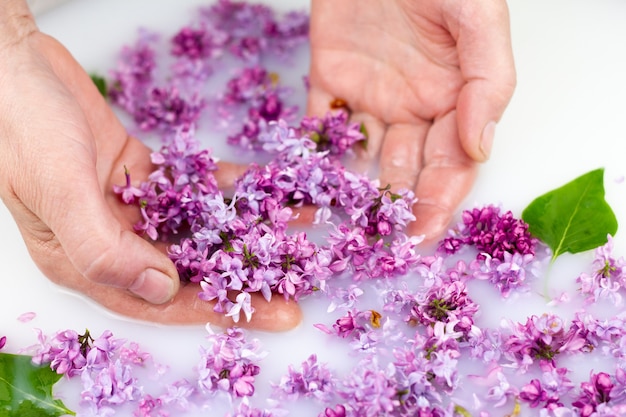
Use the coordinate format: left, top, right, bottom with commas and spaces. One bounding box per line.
308, 0, 515, 242
0, 33, 299, 330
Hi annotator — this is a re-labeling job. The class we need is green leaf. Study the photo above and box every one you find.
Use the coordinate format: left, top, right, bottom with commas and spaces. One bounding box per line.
0, 353, 75, 417
522, 168, 618, 261
89, 73, 108, 98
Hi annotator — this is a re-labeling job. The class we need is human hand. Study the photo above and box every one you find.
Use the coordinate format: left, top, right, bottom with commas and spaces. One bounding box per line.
307, 0, 516, 243
0, 4, 300, 331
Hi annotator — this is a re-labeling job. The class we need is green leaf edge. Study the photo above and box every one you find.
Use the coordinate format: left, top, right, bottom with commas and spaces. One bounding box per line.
89, 73, 108, 99
0, 353, 75, 417
521, 167, 618, 262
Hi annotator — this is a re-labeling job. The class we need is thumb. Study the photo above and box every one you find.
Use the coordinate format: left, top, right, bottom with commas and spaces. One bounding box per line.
452, 0, 517, 162
43, 150, 179, 305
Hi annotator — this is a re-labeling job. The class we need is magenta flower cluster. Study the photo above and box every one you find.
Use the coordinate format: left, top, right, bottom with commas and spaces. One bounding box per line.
438, 205, 541, 296
29, 325, 269, 417
110, 0, 416, 322
16, 1, 626, 417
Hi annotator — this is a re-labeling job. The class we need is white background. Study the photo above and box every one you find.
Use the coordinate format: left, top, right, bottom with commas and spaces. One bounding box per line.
2, 1, 626, 415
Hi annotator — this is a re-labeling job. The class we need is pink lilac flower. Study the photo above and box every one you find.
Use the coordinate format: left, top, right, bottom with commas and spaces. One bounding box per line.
410, 280, 478, 333
392, 340, 443, 412
171, 26, 227, 60
572, 371, 613, 416
298, 110, 366, 156
226, 397, 276, 417
519, 365, 573, 410
577, 235, 626, 306
273, 354, 336, 401
335, 358, 400, 417
319, 405, 346, 417
196, 327, 265, 398
134, 394, 168, 417
81, 359, 142, 409
159, 379, 196, 411
108, 29, 158, 115
502, 314, 587, 370
133, 86, 205, 132
31, 328, 90, 376
439, 205, 537, 261
470, 251, 538, 297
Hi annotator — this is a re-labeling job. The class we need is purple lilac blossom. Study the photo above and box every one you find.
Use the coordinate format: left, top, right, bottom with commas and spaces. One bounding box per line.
272, 354, 336, 401
90, 2, 626, 416
196, 327, 265, 398
577, 234, 626, 306
439, 205, 537, 261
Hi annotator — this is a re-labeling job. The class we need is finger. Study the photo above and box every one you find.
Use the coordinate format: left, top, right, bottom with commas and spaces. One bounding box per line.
80, 283, 302, 332
20, 227, 301, 331
33, 128, 179, 304
214, 161, 249, 191
447, 0, 516, 162
408, 110, 477, 243
377, 121, 430, 192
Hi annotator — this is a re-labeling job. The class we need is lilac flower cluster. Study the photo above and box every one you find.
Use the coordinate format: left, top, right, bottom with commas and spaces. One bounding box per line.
196, 326, 265, 398
31, 329, 144, 414
107, 0, 419, 322
272, 354, 336, 402
55, 1, 626, 416
27, 325, 271, 417
108, 0, 307, 137
577, 235, 626, 306
439, 205, 542, 296
221, 66, 298, 148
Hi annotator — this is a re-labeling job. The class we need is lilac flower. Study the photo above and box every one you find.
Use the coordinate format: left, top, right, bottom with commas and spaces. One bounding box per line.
502, 314, 587, 369
577, 235, 626, 306
273, 354, 336, 401
171, 26, 227, 60
32, 328, 89, 376
335, 358, 400, 417
133, 87, 205, 132
134, 394, 167, 417
81, 359, 142, 408
519, 365, 573, 410
86, 330, 123, 370
108, 30, 158, 114
410, 280, 478, 333
262, 10, 309, 58
159, 379, 196, 411
113, 166, 145, 204
326, 284, 364, 313
319, 405, 346, 417
572, 371, 613, 416
299, 111, 366, 156
0, 336, 5, 350
471, 251, 537, 297
226, 397, 276, 417
196, 327, 265, 398
439, 205, 537, 261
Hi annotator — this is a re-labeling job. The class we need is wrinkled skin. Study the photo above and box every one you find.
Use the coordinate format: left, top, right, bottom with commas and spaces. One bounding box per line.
0, 0, 515, 330
308, 0, 516, 242
0, 5, 300, 331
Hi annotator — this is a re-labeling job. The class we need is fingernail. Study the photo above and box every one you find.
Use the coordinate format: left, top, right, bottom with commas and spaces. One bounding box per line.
130, 268, 176, 304
479, 121, 496, 161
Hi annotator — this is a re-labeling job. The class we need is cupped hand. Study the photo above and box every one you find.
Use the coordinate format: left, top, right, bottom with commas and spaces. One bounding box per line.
308, 0, 516, 242
0, 12, 300, 331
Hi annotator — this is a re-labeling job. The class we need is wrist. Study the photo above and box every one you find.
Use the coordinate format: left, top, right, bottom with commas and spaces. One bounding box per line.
0, 0, 37, 48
